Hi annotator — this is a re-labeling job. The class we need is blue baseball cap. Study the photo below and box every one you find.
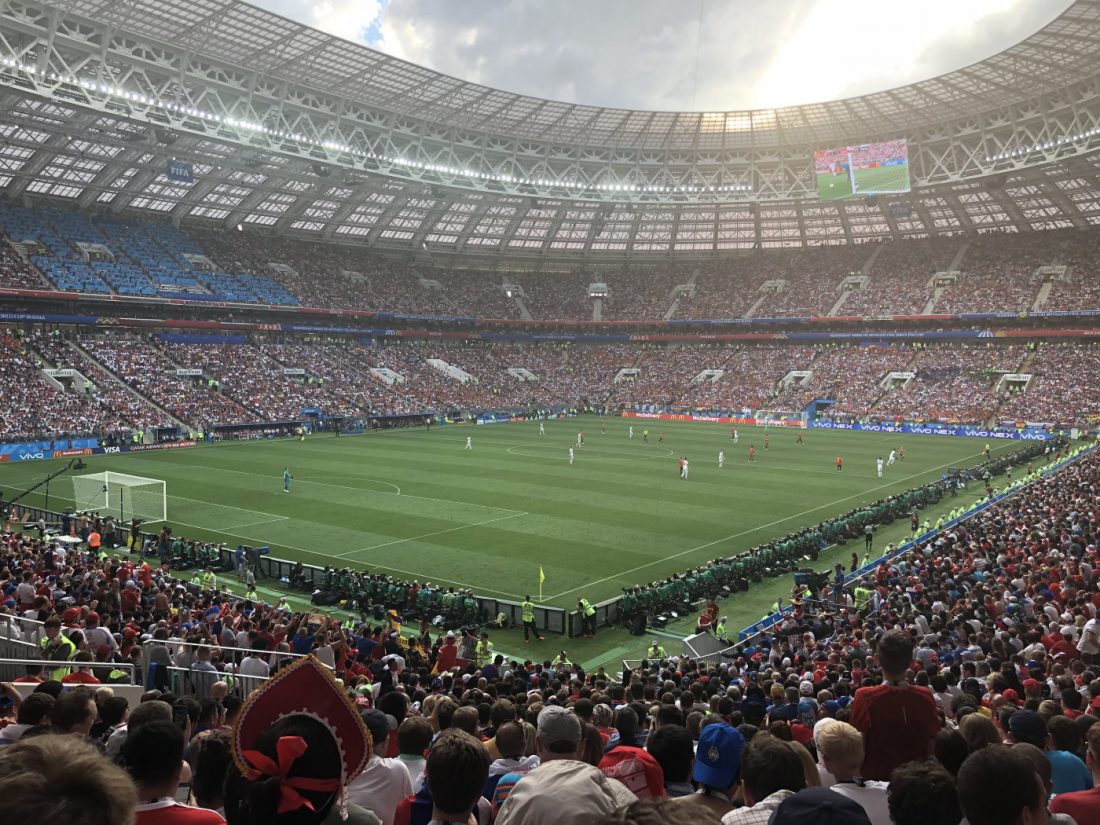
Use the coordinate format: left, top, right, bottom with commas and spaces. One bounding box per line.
692, 722, 745, 789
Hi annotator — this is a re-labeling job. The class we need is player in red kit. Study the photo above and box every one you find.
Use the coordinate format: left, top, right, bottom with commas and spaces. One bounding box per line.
836, 455, 843, 471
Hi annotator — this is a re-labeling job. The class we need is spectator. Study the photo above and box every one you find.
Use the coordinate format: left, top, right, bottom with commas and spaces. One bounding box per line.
496, 706, 635, 825
396, 716, 433, 791
849, 630, 939, 780
1012, 743, 1077, 825
676, 721, 745, 818
223, 713, 381, 825
485, 720, 539, 801
957, 746, 1047, 825
106, 698, 172, 759
0, 691, 54, 745
0, 734, 137, 825
885, 761, 961, 825
421, 729, 490, 825
347, 710, 413, 825
815, 722, 889, 824
123, 720, 224, 824
646, 724, 695, 797
48, 686, 97, 738
1046, 714, 1092, 796
593, 798, 724, 824
722, 733, 806, 824
1051, 724, 1100, 822
190, 730, 233, 816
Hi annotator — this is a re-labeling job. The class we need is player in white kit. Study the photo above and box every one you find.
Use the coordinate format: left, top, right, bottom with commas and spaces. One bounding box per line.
876, 457, 884, 478
569, 446, 575, 464
629, 426, 634, 439
539, 422, 545, 435
718, 450, 725, 469
887, 449, 896, 465
682, 458, 689, 480
465, 436, 472, 450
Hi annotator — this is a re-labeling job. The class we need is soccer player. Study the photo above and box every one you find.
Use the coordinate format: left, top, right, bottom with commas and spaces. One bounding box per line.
682, 458, 689, 480
539, 422, 545, 435
568, 446, 575, 465
876, 456, 884, 478
678, 456, 685, 478
887, 449, 896, 465
836, 455, 843, 472
731, 427, 739, 444
601, 422, 606, 434
283, 468, 292, 493
658, 431, 664, 442
718, 449, 725, 469
577, 431, 583, 448
629, 426, 634, 439
643, 429, 649, 443
796, 432, 804, 445
898, 446, 905, 461
464, 436, 473, 451
983, 442, 991, 459
764, 434, 770, 451
748, 445, 756, 462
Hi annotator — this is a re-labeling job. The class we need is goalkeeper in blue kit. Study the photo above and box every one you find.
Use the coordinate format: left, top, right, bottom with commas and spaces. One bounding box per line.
283, 468, 292, 493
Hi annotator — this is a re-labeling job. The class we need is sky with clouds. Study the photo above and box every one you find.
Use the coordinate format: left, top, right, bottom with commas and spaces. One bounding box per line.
251, 0, 1072, 111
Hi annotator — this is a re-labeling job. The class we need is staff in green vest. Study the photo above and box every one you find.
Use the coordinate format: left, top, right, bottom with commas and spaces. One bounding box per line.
578, 597, 597, 638
714, 617, 728, 644
646, 640, 667, 661
521, 595, 543, 643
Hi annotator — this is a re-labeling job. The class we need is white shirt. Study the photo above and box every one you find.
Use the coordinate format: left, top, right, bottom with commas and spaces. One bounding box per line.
347, 756, 414, 825
398, 754, 426, 791
830, 780, 892, 825
238, 656, 270, 678
1079, 617, 1100, 654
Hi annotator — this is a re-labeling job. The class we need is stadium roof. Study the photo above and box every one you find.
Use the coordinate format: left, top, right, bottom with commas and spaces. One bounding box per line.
53, 0, 1100, 150
1, 0, 1100, 257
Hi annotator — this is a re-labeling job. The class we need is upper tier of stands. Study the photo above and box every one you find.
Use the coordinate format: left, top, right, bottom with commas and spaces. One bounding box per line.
0, 203, 1097, 321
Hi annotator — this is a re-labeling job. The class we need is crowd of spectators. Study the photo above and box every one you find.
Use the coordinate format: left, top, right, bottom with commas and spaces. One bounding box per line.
872, 344, 1026, 425
4, 335, 1098, 439
81, 336, 254, 429
3, 435, 1100, 825
1043, 231, 1100, 313
998, 342, 1100, 429
0, 244, 46, 290
0, 333, 157, 442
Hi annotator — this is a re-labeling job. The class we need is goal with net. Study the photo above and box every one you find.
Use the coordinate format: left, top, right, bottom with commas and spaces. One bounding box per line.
71, 472, 167, 524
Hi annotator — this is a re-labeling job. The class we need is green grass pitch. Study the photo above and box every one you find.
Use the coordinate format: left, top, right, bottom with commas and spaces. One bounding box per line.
0, 420, 1013, 617
816, 164, 909, 201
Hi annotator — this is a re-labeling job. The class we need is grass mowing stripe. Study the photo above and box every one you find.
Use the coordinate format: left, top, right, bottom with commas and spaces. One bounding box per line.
542, 440, 1016, 601
335, 511, 529, 557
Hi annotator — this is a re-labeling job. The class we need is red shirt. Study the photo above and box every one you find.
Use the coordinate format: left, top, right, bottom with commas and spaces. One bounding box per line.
61, 672, 101, 684
1051, 786, 1100, 823
849, 682, 939, 781
134, 800, 224, 825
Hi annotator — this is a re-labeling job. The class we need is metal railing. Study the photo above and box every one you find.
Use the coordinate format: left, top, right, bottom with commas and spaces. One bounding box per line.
0, 655, 135, 683
140, 639, 329, 698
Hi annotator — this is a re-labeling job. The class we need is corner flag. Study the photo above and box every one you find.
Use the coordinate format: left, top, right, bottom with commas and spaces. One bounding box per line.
539, 566, 545, 600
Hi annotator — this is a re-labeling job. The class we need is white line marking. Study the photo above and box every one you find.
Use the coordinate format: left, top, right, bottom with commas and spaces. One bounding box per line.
305, 476, 401, 494
542, 444, 1013, 601
335, 511, 529, 557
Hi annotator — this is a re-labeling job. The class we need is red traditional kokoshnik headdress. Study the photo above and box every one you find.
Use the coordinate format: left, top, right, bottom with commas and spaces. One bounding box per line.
231, 654, 373, 818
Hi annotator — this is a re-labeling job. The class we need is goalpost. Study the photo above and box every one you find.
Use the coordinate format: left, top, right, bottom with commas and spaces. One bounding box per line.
71, 472, 167, 524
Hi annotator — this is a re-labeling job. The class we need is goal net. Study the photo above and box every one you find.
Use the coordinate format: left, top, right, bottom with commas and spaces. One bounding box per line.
71, 472, 167, 524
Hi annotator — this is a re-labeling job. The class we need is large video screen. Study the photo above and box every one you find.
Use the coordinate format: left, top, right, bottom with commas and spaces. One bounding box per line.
814, 138, 910, 201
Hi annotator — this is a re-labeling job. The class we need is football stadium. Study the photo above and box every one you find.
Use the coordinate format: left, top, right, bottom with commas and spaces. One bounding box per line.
1, 1, 1100, 822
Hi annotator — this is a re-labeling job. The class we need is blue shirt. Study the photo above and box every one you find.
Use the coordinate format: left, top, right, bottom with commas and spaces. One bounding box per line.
1048, 750, 1093, 796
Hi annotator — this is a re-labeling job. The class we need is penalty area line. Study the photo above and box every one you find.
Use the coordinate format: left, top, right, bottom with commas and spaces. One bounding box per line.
334, 511, 529, 557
